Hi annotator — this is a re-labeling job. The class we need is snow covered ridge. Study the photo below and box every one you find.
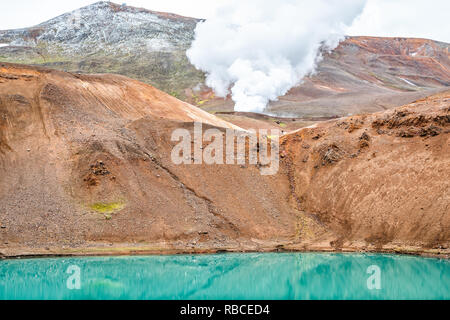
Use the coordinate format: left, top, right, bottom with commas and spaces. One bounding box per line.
0, 1, 206, 99
0, 1, 200, 55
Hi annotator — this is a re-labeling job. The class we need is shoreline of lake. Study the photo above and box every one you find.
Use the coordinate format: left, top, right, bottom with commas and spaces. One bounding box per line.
1, 241, 448, 260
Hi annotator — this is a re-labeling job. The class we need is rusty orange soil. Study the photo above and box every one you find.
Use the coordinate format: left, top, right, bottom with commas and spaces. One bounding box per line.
0, 63, 448, 258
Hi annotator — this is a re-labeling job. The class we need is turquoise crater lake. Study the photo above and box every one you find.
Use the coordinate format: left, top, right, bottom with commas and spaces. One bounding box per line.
0, 253, 448, 300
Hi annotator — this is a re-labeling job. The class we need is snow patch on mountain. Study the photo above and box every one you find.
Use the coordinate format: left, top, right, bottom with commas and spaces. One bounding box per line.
0, 1, 199, 56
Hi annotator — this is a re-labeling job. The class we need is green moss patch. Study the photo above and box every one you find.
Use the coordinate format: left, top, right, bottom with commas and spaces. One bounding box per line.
89, 201, 126, 219
89, 201, 125, 215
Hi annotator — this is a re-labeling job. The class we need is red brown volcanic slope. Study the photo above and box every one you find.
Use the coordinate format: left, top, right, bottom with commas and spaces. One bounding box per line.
0, 63, 297, 256
0, 63, 448, 257
196, 37, 450, 120
281, 91, 450, 252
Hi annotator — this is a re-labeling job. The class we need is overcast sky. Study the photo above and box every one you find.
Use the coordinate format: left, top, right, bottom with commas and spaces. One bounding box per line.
0, 0, 449, 42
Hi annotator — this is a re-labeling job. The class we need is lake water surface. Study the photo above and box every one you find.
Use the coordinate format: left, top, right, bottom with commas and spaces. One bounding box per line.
0, 253, 448, 300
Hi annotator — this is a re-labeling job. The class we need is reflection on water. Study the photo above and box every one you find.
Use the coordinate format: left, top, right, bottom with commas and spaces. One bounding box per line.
0, 253, 448, 300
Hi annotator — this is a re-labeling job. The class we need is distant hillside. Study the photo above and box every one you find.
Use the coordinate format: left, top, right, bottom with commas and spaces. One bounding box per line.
0, 1, 204, 99
269, 36, 450, 117
0, 2, 449, 120
200, 36, 450, 119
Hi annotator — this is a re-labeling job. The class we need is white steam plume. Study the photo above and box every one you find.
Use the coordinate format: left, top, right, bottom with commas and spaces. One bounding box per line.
187, 0, 367, 113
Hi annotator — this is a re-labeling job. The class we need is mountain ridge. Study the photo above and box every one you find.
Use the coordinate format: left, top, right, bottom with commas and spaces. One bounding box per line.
0, 1, 204, 98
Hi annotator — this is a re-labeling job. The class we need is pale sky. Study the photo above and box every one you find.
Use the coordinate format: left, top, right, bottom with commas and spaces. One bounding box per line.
0, 0, 449, 42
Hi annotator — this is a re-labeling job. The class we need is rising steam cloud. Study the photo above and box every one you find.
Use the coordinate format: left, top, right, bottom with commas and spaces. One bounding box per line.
187, 0, 367, 113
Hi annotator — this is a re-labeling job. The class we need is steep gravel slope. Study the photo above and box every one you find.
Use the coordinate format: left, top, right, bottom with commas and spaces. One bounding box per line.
0, 63, 448, 258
